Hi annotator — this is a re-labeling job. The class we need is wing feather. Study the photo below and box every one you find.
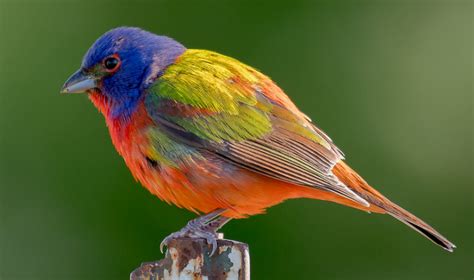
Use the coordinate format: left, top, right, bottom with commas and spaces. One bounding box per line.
146, 49, 369, 207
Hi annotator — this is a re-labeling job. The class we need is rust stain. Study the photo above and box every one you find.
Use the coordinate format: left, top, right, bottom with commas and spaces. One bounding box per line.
130, 238, 250, 280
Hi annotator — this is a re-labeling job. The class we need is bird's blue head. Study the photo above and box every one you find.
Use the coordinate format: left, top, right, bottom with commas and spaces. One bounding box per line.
61, 27, 186, 119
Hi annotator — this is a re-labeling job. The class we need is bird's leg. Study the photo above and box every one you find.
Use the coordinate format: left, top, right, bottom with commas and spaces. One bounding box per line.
203, 216, 232, 233
160, 209, 232, 256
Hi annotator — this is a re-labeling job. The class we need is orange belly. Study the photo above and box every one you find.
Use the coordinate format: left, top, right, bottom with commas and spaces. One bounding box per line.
129, 150, 384, 218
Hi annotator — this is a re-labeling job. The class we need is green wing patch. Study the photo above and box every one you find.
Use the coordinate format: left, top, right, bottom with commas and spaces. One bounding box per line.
145, 49, 367, 207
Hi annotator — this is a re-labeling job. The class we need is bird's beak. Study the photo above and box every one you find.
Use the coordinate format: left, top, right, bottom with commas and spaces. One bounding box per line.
60, 69, 97, 94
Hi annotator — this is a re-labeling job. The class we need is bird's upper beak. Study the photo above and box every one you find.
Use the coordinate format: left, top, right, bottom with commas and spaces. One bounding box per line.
60, 69, 97, 94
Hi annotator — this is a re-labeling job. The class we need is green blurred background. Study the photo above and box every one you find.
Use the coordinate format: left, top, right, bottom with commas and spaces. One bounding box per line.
0, 0, 472, 279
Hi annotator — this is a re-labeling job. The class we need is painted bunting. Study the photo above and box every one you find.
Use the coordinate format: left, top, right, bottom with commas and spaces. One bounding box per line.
61, 27, 454, 254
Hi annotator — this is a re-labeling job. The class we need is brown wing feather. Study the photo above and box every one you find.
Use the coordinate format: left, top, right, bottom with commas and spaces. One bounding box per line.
212, 112, 370, 207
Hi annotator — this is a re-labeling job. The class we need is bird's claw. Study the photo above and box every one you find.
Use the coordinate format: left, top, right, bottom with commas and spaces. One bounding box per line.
160, 219, 220, 256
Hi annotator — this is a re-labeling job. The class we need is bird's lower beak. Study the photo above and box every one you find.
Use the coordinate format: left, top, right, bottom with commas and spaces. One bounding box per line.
61, 69, 97, 94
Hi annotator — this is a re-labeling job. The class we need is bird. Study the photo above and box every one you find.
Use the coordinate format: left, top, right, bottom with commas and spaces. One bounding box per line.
61, 27, 455, 254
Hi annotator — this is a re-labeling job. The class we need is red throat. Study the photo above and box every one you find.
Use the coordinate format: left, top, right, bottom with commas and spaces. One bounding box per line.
88, 91, 110, 117
88, 91, 154, 158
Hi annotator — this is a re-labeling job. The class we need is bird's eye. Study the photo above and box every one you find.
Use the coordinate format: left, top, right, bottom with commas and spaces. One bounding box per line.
103, 56, 120, 72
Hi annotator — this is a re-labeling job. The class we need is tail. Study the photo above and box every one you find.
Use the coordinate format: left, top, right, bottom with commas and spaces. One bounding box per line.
332, 161, 456, 252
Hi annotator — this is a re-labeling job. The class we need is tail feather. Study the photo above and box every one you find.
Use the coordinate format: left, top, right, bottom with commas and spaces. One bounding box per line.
332, 161, 455, 252
385, 204, 456, 252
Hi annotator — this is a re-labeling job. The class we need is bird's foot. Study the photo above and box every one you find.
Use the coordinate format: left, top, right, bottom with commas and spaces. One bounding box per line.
160, 210, 231, 256
160, 220, 220, 255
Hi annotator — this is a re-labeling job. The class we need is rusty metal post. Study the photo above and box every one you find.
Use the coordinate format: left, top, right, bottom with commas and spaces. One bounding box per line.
130, 237, 250, 280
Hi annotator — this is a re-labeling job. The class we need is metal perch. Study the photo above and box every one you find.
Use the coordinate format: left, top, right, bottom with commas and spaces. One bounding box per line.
130, 236, 250, 280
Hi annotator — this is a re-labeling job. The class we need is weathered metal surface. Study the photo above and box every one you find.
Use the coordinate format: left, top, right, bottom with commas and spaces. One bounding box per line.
130, 238, 250, 280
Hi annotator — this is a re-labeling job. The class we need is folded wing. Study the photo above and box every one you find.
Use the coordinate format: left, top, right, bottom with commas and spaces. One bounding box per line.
145, 49, 369, 207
